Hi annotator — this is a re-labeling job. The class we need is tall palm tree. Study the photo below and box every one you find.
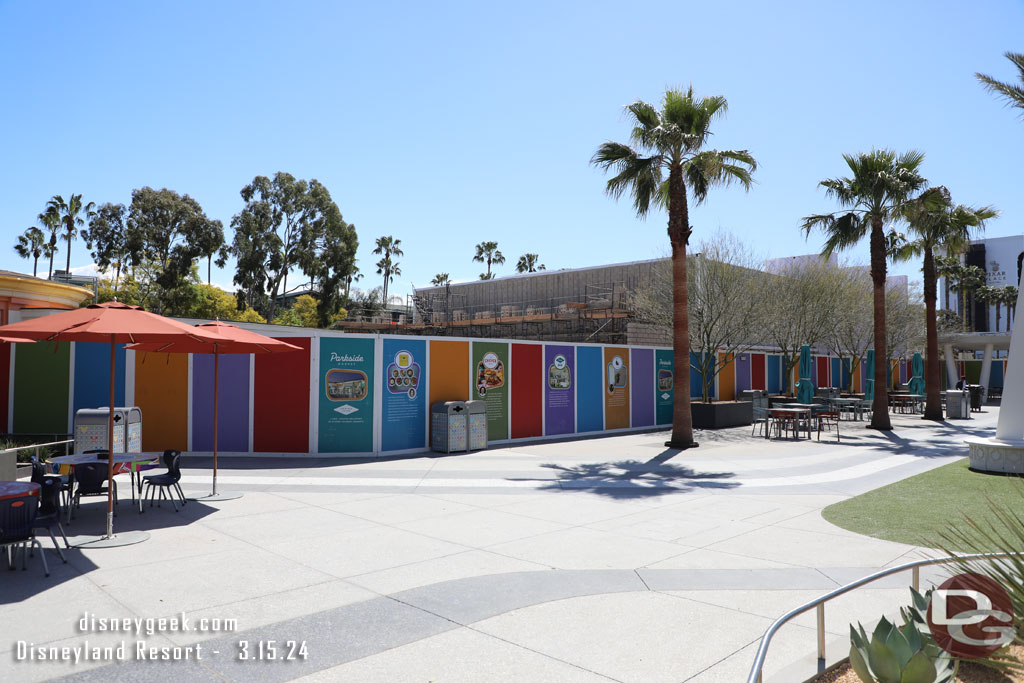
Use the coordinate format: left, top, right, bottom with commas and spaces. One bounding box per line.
14, 226, 47, 277
949, 264, 986, 332
977, 52, 1024, 117
515, 253, 545, 273
1003, 285, 1019, 329
431, 273, 450, 286
39, 207, 61, 280
344, 264, 363, 300
372, 236, 403, 305
592, 87, 756, 449
473, 241, 504, 280
895, 187, 996, 420
802, 150, 928, 431
47, 194, 96, 276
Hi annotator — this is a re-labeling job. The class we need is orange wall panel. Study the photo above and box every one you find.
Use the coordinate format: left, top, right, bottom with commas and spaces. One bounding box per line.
134, 351, 189, 451
718, 353, 735, 401
429, 340, 469, 404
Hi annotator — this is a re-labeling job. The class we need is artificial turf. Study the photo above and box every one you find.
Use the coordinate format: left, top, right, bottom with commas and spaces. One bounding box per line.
822, 459, 1024, 552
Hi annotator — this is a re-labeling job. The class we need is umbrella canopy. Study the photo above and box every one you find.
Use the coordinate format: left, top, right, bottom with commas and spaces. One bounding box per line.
796, 344, 814, 404
907, 352, 925, 396
126, 321, 301, 499
0, 302, 224, 540
864, 349, 875, 402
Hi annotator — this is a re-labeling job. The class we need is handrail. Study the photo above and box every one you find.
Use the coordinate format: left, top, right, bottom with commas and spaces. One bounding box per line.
1, 438, 74, 464
746, 552, 1019, 683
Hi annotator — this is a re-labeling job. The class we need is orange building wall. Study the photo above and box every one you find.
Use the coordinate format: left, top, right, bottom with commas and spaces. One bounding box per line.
718, 353, 735, 401
134, 351, 189, 451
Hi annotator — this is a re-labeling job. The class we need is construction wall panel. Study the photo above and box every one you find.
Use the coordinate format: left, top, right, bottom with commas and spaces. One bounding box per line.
73, 342, 126, 415
630, 348, 654, 427
511, 343, 542, 439
750, 353, 766, 391
544, 344, 575, 436
735, 353, 752, 393
13, 341, 70, 435
472, 341, 509, 441
254, 337, 310, 453
576, 346, 603, 432
134, 351, 188, 451
603, 346, 630, 429
192, 354, 250, 453
381, 338, 427, 452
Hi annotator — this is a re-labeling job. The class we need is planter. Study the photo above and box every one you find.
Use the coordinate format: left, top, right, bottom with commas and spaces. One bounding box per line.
691, 400, 752, 429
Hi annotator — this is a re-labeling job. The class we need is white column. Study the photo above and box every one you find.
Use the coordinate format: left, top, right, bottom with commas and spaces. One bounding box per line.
979, 343, 994, 401
996, 271, 1024, 441
944, 343, 958, 389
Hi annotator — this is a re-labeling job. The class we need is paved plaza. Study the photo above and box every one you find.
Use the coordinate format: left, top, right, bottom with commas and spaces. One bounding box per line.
0, 408, 1001, 682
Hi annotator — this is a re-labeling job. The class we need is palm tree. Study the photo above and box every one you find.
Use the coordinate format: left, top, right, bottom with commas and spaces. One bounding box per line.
802, 150, 928, 431
47, 194, 96, 276
372, 236, 403, 305
949, 264, 986, 332
515, 253, 545, 273
473, 242, 504, 280
14, 226, 47, 277
431, 273, 450, 286
39, 207, 61, 280
344, 264, 363, 300
593, 87, 756, 449
1003, 285, 1019, 329
895, 187, 996, 420
976, 52, 1024, 117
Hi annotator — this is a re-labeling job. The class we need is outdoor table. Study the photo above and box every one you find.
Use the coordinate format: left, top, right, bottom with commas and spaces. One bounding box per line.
829, 397, 864, 421
0, 481, 40, 501
766, 407, 813, 440
48, 452, 162, 514
888, 394, 919, 414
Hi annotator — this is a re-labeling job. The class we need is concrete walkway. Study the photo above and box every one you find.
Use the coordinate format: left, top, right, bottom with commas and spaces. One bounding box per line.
0, 408, 1000, 682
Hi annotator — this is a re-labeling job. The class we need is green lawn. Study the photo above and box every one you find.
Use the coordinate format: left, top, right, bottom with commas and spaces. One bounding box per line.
822, 459, 1024, 552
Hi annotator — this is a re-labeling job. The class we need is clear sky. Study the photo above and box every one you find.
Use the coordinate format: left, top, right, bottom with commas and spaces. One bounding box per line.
2, 1, 1022, 301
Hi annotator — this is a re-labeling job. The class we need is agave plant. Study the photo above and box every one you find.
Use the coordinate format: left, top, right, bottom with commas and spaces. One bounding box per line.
849, 615, 957, 683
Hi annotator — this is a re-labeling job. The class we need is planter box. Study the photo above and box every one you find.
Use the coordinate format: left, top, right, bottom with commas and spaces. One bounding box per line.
691, 401, 752, 429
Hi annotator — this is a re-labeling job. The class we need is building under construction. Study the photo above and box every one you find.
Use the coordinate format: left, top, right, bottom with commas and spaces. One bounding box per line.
334, 258, 671, 345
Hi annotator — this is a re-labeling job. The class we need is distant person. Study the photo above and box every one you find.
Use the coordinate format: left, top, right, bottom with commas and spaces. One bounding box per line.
955, 378, 965, 390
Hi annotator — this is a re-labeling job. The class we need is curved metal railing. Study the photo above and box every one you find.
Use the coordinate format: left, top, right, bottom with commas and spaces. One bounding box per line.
746, 552, 1018, 683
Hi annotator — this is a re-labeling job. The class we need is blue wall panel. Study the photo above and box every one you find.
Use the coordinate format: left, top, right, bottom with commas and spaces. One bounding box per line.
73, 342, 126, 413
576, 346, 604, 433
767, 355, 781, 394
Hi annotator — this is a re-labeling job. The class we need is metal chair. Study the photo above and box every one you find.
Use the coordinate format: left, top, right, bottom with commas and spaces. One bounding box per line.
751, 406, 769, 437
32, 478, 69, 563
142, 450, 186, 511
816, 410, 840, 442
72, 462, 117, 519
0, 496, 47, 576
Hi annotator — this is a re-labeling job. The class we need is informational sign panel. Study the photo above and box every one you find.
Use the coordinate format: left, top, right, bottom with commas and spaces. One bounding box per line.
381, 338, 426, 451
603, 346, 630, 430
544, 345, 575, 436
655, 349, 674, 425
472, 341, 509, 441
318, 337, 374, 453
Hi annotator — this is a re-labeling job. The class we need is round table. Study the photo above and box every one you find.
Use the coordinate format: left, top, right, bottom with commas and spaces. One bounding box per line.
0, 481, 40, 501
48, 452, 163, 513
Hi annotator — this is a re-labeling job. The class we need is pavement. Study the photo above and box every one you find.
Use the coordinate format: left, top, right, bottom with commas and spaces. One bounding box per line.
0, 407, 1002, 683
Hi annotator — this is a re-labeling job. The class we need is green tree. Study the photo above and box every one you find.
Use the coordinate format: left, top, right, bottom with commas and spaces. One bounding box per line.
431, 273, 450, 286
1002, 285, 1018, 330
948, 263, 986, 332
592, 87, 756, 448
372, 236, 403, 305
977, 52, 1024, 117
47, 194, 96, 276
802, 150, 928, 431
515, 253, 545, 273
82, 203, 144, 291
14, 226, 47, 277
895, 187, 996, 420
344, 264, 363, 301
473, 241, 504, 280
191, 284, 266, 323
39, 207, 61, 280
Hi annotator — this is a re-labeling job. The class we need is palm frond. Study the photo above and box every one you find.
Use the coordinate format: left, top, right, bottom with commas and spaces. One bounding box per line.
976, 51, 1024, 115
590, 142, 637, 169
685, 150, 757, 204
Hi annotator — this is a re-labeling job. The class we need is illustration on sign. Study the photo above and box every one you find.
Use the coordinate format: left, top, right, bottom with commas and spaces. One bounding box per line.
548, 354, 571, 389
606, 355, 628, 394
386, 350, 421, 400
326, 368, 367, 401
657, 368, 673, 391
476, 351, 505, 397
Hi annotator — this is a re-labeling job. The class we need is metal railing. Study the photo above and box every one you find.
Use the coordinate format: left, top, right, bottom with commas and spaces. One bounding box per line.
746, 552, 1018, 683
1, 439, 74, 466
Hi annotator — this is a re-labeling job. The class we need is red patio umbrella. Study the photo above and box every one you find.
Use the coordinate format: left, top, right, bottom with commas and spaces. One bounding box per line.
0, 302, 223, 545
127, 321, 301, 500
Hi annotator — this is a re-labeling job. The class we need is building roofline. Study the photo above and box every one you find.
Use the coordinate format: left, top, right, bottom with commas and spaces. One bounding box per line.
414, 256, 667, 292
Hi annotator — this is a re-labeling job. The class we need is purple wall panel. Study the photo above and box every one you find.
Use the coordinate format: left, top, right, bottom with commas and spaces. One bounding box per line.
192, 354, 250, 452
735, 353, 752, 393
631, 348, 654, 427
544, 345, 576, 436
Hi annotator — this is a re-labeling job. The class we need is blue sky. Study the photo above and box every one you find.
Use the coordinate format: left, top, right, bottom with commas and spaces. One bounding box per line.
2, 1, 1022, 301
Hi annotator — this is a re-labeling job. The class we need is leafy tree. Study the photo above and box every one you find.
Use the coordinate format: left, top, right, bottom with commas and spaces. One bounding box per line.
894, 187, 996, 419
515, 254, 545, 273
301, 206, 358, 326
976, 52, 1024, 118
39, 207, 61, 280
431, 273, 450, 286
14, 226, 47, 277
473, 241, 504, 280
82, 203, 144, 291
884, 282, 925, 390
592, 87, 756, 448
824, 267, 874, 392
127, 187, 224, 315
373, 236, 403, 305
47, 194, 95, 276
191, 284, 266, 323
802, 150, 928, 431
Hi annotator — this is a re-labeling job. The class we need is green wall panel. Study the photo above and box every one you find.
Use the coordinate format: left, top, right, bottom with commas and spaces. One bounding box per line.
13, 341, 70, 435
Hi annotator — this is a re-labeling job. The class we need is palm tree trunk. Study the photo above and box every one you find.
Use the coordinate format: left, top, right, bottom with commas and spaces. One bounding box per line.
65, 229, 72, 275
47, 239, 56, 280
32, 256, 38, 278
922, 248, 942, 421
869, 217, 892, 430
666, 165, 696, 449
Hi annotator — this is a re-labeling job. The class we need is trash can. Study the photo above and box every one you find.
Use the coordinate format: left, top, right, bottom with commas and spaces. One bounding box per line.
815, 387, 839, 400
966, 385, 984, 412
74, 407, 143, 454
431, 402, 468, 453
945, 390, 969, 419
740, 390, 768, 412
466, 400, 488, 450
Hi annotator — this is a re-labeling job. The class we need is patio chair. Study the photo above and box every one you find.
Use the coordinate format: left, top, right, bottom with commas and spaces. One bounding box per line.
142, 450, 186, 512
751, 406, 769, 437
32, 477, 69, 563
0, 496, 48, 576
768, 410, 799, 439
72, 462, 117, 520
817, 410, 840, 442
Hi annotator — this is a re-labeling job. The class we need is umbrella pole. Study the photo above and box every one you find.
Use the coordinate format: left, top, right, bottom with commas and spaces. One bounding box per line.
213, 351, 219, 496
106, 338, 115, 539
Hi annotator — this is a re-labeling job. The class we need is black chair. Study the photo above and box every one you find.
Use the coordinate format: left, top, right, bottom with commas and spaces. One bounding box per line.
142, 450, 186, 512
32, 478, 69, 563
72, 462, 117, 519
0, 496, 48, 576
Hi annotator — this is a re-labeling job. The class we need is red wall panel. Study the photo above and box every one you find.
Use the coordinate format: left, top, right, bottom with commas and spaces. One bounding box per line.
510, 343, 542, 439
816, 357, 829, 386
750, 353, 765, 391
254, 337, 311, 453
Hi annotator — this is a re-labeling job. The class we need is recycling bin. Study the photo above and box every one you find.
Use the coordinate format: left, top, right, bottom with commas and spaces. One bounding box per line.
945, 390, 969, 419
74, 407, 143, 454
966, 384, 984, 412
431, 401, 468, 453
466, 400, 488, 450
